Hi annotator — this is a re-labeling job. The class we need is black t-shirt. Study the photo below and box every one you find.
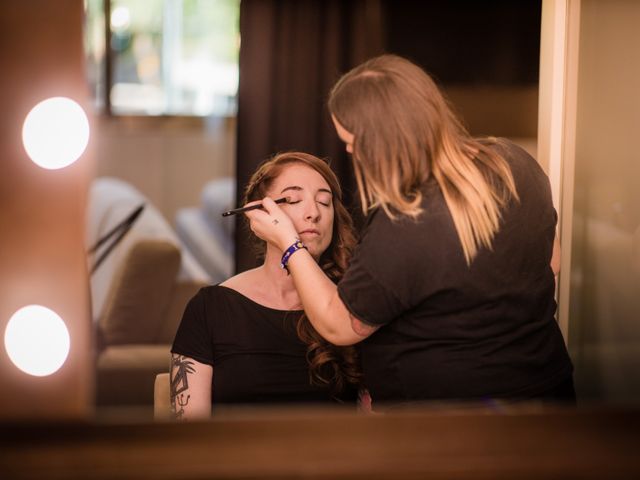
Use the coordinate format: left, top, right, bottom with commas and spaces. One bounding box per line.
338, 139, 573, 403
172, 285, 356, 407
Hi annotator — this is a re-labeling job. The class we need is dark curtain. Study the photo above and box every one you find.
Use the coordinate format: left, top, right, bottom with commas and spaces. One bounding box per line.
234, 0, 385, 273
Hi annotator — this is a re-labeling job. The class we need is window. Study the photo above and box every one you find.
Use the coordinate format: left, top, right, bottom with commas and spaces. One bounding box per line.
84, 0, 240, 117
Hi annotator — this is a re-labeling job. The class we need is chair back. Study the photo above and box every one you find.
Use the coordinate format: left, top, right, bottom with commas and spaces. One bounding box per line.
154, 372, 171, 420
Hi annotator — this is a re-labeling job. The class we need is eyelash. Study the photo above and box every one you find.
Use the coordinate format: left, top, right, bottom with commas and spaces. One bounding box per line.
286, 200, 330, 207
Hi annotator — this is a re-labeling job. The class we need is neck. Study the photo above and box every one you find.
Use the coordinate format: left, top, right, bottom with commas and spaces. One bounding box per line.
258, 244, 301, 309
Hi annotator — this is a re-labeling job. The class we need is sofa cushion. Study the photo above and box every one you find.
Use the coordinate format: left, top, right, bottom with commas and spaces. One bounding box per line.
100, 239, 181, 345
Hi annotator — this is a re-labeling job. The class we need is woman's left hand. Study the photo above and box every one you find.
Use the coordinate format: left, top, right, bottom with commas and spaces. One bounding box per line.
245, 197, 299, 252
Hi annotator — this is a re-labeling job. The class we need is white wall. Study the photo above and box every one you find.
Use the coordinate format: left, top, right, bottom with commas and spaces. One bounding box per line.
92, 115, 236, 225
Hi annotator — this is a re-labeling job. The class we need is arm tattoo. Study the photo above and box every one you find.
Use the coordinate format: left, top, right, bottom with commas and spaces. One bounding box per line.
170, 355, 195, 420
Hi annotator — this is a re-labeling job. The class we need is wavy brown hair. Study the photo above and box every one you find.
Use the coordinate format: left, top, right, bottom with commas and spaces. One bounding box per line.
243, 152, 360, 396
329, 54, 519, 265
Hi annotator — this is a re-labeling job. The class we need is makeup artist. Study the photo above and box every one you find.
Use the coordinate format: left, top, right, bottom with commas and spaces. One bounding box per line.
247, 55, 575, 408
170, 152, 360, 419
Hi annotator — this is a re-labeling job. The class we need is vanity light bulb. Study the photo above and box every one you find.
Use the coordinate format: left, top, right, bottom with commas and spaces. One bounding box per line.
110, 6, 131, 31
22, 97, 90, 170
4, 305, 71, 377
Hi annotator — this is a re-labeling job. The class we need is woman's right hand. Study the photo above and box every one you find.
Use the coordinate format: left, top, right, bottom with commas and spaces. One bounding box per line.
245, 197, 299, 252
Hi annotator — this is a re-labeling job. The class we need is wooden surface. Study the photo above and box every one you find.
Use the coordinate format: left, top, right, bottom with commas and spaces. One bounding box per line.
1, 405, 638, 479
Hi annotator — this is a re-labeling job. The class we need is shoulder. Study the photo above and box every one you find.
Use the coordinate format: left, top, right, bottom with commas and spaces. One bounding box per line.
184, 285, 215, 316
178, 285, 244, 337
365, 181, 449, 235
358, 208, 399, 249
489, 137, 546, 178
187, 284, 239, 312
218, 269, 284, 309
478, 137, 551, 201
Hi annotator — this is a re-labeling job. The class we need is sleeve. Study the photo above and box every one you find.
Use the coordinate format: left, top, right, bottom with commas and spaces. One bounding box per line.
337, 214, 409, 327
171, 288, 215, 366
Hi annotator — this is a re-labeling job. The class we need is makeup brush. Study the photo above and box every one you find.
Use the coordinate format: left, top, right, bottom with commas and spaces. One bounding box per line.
221, 196, 290, 217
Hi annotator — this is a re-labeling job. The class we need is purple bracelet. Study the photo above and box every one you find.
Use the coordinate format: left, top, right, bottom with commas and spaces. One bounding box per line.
280, 239, 307, 270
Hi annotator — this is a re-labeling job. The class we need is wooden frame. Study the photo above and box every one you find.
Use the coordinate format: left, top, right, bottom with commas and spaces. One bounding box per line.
537, 0, 582, 340
2, 406, 639, 479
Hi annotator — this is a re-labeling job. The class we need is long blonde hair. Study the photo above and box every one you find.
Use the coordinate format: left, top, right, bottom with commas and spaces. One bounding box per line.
328, 54, 519, 264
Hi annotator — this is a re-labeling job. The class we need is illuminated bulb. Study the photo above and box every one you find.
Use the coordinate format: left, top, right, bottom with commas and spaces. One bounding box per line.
111, 6, 131, 31
4, 305, 70, 377
22, 97, 90, 170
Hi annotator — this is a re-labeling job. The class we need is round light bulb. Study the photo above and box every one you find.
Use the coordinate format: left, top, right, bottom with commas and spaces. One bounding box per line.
4, 305, 71, 377
22, 97, 90, 170
111, 6, 131, 31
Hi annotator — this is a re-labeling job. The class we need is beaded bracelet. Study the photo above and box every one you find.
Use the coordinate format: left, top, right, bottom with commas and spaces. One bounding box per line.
280, 239, 307, 271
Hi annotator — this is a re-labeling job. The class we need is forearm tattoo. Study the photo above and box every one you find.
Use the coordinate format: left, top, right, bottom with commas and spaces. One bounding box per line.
170, 355, 195, 420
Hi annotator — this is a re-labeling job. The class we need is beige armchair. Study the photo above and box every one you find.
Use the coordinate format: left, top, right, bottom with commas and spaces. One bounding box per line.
95, 239, 206, 408
154, 372, 171, 420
